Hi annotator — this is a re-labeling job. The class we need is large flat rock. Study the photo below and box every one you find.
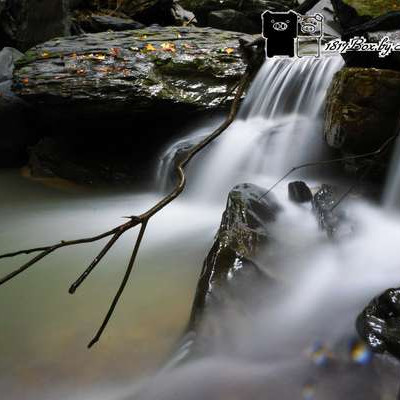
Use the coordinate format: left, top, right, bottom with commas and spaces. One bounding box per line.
12, 26, 253, 117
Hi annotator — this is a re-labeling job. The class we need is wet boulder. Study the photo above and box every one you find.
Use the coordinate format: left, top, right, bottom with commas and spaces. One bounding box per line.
0, 0, 70, 51
13, 26, 252, 117
189, 183, 281, 333
288, 181, 312, 203
357, 287, 400, 360
324, 67, 400, 171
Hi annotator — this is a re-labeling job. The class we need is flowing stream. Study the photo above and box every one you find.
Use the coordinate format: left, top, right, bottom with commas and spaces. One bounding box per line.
2, 55, 400, 399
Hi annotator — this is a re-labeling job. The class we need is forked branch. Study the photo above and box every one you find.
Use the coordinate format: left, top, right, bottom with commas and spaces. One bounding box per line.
0, 69, 252, 348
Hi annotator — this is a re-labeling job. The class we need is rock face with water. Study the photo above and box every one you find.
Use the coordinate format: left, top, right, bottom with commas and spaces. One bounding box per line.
13, 26, 251, 117
188, 183, 280, 350
324, 67, 400, 170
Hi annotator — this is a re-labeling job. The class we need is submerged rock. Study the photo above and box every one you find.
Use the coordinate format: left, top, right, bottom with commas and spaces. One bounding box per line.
324, 67, 400, 173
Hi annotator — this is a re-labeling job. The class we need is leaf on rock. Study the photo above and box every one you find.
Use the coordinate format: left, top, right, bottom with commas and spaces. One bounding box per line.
145, 43, 157, 51
225, 47, 234, 55
161, 42, 176, 52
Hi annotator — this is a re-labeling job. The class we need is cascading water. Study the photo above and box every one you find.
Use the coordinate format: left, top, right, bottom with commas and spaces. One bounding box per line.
157, 56, 343, 200
133, 55, 400, 400
384, 134, 400, 209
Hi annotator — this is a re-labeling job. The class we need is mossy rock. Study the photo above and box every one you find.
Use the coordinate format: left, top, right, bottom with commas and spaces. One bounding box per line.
343, 0, 400, 17
325, 67, 400, 154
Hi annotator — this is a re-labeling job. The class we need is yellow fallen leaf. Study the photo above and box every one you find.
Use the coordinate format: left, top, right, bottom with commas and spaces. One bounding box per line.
161, 42, 176, 52
41, 52, 50, 58
145, 43, 156, 51
225, 47, 234, 54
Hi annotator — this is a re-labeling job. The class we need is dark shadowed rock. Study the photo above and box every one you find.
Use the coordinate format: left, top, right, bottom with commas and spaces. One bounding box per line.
180, 0, 299, 32
208, 9, 259, 34
28, 136, 144, 185
0, 81, 34, 166
0, 47, 33, 166
73, 12, 145, 33
0, 0, 70, 51
288, 181, 312, 203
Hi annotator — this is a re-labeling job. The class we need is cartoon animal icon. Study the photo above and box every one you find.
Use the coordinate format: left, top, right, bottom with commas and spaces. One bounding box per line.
297, 13, 324, 58
262, 10, 298, 58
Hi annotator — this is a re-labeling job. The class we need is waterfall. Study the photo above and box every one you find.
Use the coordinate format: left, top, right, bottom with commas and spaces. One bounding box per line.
156, 56, 344, 198
384, 134, 400, 209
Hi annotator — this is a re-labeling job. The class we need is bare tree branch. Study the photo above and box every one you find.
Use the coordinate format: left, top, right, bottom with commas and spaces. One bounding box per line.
0, 68, 252, 348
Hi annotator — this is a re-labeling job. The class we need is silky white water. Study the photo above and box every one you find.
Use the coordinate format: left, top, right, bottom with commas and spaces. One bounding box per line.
158, 57, 344, 200
2, 55, 400, 400
384, 134, 400, 209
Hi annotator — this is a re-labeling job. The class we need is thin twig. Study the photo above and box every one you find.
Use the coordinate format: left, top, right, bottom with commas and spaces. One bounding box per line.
0, 69, 252, 348
258, 134, 398, 202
